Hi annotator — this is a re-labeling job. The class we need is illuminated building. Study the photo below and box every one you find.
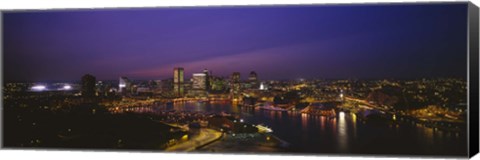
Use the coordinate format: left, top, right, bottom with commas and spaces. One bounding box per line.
211, 77, 227, 91
173, 67, 184, 84
248, 71, 259, 89
230, 72, 241, 98
173, 67, 185, 96
259, 82, 267, 90
173, 84, 185, 97
136, 87, 150, 94
231, 72, 240, 83
192, 73, 207, 90
94, 81, 107, 96
119, 77, 131, 93
81, 74, 96, 97
203, 69, 211, 91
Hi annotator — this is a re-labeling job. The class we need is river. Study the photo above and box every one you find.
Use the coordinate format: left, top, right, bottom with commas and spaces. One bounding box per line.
159, 101, 467, 156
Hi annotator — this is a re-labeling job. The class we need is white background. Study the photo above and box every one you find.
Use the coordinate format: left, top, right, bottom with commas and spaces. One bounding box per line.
0, 0, 479, 160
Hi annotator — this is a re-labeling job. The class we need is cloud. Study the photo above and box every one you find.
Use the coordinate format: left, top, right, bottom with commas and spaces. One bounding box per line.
125, 41, 328, 79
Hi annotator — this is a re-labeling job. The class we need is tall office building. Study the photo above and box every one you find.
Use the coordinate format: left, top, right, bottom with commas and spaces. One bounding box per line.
248, 71, 257, 81
230, 72, 241, 98
211, 77, 227, 91
173, 67, 185, 96
119, 77, 131, 93
173, 83, 185, 97
259, 82, 267, 90
81, 74, 96, 97
248, 71, 259, 89
192, 73, 207, 90
174, 67, 184, 84
203, 69, 210, 91
231, 72, 241, 83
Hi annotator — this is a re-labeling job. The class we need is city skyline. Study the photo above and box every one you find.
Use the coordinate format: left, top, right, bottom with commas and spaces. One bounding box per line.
2, 3, 473, 156
4, 4, 468, 82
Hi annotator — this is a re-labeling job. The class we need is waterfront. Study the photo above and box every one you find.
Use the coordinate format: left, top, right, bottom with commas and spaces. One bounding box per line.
160, 102, 467, 156
3, 79, 468, 156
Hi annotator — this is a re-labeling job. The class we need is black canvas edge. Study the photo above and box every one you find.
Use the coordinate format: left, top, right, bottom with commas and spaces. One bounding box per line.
0, 11, 4, 150
468, 1, 480, 158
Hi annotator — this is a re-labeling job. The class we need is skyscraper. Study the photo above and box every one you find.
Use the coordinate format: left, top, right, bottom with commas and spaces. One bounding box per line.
231, 72, 240, 83
174, 67, 184, 84
81, 74, 96, 97
192, 73, 207, 90
248, 71, 257, 81
174, 67, 185, 96
119, 77, 131, 93
173, 83, 184, 97
248, 71, 259, 89
203, 69, 210, 91
230, 72, 241, 98
259, 82, 267, 90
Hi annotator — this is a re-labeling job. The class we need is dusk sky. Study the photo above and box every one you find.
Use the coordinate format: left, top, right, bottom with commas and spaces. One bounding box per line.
3, 3, 468, 82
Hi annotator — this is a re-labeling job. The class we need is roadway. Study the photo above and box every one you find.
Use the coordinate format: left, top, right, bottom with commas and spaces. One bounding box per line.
165, 128, 222, 152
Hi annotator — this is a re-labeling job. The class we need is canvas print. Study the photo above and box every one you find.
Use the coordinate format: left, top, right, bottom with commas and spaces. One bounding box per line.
2, 3, 474, 157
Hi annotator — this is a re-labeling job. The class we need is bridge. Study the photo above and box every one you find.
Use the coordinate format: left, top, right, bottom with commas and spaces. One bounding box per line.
172, 97, 232, 103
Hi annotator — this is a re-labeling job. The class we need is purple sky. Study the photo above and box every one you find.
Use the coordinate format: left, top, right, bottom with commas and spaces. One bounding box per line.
3, 3, 468, 82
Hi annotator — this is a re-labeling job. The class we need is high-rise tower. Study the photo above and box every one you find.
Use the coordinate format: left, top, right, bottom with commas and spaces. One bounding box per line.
81, 74, 96, 97
174, 67, 184, 84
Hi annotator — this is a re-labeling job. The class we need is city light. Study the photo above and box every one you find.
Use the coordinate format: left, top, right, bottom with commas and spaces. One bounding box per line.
63, 85, 72, 90
3, 66, 468, 154
181, 134, 189, 140
259, 83, 266, 90
31, 85, 46, 91
339, 111, 345, 118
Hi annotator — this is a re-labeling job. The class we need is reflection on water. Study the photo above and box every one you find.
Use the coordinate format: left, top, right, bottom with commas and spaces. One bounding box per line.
301, 113, 308, 131
150, 102, 466, 155
338, 111, 347, 152
231, 101, 240, 113
425, 127, 434, 145
351, 113, 357, 139
331, 117, 337, 137
320, 116, 326, 132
